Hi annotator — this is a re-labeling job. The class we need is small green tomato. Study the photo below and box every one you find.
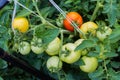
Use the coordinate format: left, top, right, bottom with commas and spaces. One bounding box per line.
18, 41, 31, 55
46, 56, 62, 73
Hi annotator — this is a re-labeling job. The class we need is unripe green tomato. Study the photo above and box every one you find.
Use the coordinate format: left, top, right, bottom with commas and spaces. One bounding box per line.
60, 43, 81, 64
18, 41, 31, 55
46, 56, 62, 73
31, 37, 44, 54
104, 26, 112, 36
96, 26, 112, 41
80, 56, 98, 73
96, 31, 106, 41
46, 37, 61, 56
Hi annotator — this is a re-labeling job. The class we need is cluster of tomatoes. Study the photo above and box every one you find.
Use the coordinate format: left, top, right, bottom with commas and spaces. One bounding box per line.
12, 11, 112, 73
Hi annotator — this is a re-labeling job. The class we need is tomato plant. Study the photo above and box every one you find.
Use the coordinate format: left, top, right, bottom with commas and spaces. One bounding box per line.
63, 12, 83, 31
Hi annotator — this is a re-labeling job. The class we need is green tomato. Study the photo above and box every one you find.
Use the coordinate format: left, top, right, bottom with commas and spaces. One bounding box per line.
45, 37, 61, 56
80, 56, 98, 73
18, 41, 31, 55
46, 56, 62, 73
31, 37, 44, 54
96, 26, 112, 41
60, 43, 81, 64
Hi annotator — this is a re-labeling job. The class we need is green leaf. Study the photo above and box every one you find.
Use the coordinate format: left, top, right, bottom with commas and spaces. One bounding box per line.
0, 39, 9, 51
109, 28, 120, 43
118, 46, 120, 52
34, 25, 60, 44
0, 25, 11, 51
0, 59, 8, 69
103, 0, 117, 26
65, 0, 73, 4
0, 25, 7, 33
75, 40, 95, 51
41, 29, 60, 44
73, 58, 85, 66
40, 7, 54, 18
104, 52, 118, 58
88, 66, 104, 80
110, 61, 120, 68
16, 9, 32, 17
88, 51, 99, 57
0, 77, 3, 80
108, 68, 120, 80
66, 73, 75, 80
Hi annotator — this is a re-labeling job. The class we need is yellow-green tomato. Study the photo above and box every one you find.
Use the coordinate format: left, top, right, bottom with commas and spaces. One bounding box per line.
80, 21, 98, 34
18, 41, 31, 55
31, 37, 44, 54
60, 43, 81, 64
45, 37, 61, 56
46, 56, 62, 73
80, 56, 98, 73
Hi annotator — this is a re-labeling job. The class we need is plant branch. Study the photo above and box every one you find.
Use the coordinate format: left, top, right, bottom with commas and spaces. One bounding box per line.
90, 0, 104, 21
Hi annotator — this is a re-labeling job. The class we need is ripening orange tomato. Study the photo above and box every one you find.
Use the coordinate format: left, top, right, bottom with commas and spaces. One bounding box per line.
63, 12, 83, 31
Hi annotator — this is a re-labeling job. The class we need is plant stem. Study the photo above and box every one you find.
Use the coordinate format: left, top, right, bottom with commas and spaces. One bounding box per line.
32, 0, 57, 28
103, 60, 109, 80
32, 0, 46, 23
90, 0, 104, 21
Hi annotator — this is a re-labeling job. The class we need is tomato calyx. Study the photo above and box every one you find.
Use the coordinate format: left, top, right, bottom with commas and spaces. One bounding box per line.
60, 43, 81, 64
31, 37, 44, 54
96, 26, 112, 41
31, 37, 43, 47
18, 41, 31, 55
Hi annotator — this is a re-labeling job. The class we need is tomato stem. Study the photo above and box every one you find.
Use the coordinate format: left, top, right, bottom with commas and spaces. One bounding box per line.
103, 60, 109, 80
59, 29, 64, 56
90, 0, 104, 21
32, 0, 46, 23
32, 0, 57, 28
